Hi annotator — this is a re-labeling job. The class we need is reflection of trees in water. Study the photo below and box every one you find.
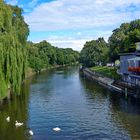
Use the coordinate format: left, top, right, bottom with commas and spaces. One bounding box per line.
0, 79, 31, 140
80, 75, 140, 139
79, 75, 110, 99
109, 96, 140, 140
31, 66, 78, 83
31, 69, 54, 84
109, 93, 140, 115
56, 66, 79, 79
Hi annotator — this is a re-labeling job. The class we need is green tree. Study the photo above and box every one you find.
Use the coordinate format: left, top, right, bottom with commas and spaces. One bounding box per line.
108, 19, 140, 61
27, 41, 79, 70
80, 38, 108, 67
0, 0, 29, 98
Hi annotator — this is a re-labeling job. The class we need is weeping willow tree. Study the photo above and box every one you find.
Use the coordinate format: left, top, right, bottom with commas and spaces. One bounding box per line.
0, 0, 29, 99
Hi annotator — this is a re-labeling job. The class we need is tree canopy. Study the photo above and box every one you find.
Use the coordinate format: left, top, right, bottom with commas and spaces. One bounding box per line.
0, 0, 29, 98
0, 0, 79, 98
27, 41, 79, 72
80, 19, 140, 67
80, 38, 108, 67
108, 19, 140, 61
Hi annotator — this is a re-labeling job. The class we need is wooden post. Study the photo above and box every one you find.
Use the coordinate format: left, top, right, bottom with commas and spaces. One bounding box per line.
125, 88, 128, 99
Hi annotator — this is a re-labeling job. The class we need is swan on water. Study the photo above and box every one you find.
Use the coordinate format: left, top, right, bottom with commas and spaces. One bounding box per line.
15, 120, 23, 127
29, 130, 34, 136
53, 127, 61, 132
6, 116, 10, 122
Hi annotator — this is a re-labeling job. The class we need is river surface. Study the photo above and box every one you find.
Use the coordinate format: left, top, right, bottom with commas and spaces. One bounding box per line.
0, 67, 140, 140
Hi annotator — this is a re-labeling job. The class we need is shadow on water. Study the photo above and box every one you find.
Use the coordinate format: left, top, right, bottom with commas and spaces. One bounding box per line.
0, 78, 31, 140
80, 76, 140, 115
0, 67, 140, 140
79, 74, 140, 140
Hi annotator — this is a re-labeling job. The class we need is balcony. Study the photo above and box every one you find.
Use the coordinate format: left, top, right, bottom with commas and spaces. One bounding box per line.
128, 67, 140, 73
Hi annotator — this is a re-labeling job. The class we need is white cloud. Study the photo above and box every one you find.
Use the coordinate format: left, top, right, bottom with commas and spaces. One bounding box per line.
24, 0, 140, 50
49, 39, 88, 51
45, 30, 111, 51
25, 0, 140, 31
5, 0, 18, 5
77, 32, 82, 35
29, 29, 113, 51
28, 0, 39, 8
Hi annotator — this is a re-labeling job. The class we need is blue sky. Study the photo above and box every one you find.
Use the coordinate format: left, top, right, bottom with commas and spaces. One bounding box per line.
5, 0, 140, 51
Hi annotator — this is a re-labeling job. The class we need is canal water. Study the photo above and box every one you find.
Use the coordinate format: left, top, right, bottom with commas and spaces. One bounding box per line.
0, 67, 140, 140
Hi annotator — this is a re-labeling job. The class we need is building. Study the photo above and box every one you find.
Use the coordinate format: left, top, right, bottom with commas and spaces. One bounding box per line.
119, 42, 140, 86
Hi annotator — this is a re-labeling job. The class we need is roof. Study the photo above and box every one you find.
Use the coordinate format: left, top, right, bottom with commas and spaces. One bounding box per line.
119, 52, 140, 56
119, 53, 136, 56
128, 57, 140, 61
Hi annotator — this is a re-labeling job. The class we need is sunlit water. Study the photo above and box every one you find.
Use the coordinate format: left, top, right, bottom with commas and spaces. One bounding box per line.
0, 67, 140, 140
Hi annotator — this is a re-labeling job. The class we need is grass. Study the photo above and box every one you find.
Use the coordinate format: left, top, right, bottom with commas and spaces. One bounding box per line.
90, 66, 120, 80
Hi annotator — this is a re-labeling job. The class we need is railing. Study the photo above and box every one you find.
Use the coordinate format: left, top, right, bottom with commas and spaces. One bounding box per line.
128, 67, 140, 72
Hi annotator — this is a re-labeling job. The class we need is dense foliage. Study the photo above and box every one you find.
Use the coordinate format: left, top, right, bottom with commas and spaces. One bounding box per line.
27, 41, 79, 72
109, 19, 140, 61
80, 19, 140, 66
0, 0, 79, 99
0, 0, 29, 98
90, 66, 120, 80
80, 38, 108, 67
1, 0, 139, 99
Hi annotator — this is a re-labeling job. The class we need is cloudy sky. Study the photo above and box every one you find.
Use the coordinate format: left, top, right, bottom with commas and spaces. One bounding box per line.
5, 0, 140, 51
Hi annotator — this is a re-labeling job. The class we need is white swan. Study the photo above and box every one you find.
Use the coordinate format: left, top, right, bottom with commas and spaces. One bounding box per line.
6, 116, 10, 122
29, 130, 34, 136
53, 127, 61, 132
15, 120, 23, 127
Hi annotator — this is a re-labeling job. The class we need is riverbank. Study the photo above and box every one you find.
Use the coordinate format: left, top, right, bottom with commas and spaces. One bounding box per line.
0, 66, 58, 104
0, 64, 79, 104
26, 64, 78, 79
80, 68, 140, 99
90, 66, 120, 80
1, 66, 140, 140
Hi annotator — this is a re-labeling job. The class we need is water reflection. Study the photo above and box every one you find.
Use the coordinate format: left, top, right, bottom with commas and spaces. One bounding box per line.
0, 67, 140, 140
109, 93, 140, 139
0, 78, 30, 140
80, 75, 140, 140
